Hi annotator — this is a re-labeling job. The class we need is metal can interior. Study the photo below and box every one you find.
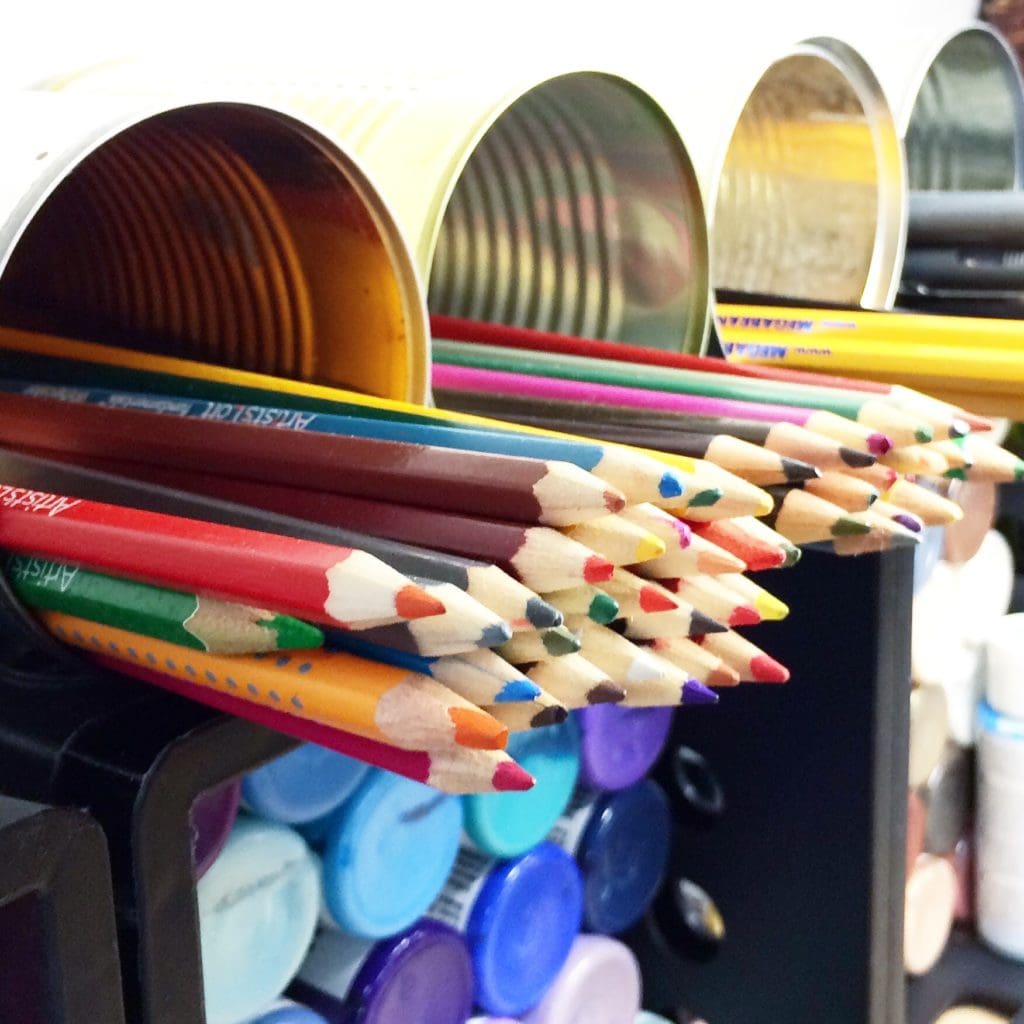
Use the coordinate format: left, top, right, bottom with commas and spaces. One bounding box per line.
710, 40, 906, 309
904, 24, 1024, 191
426, 73, 710, 354
0, 101, 428, 402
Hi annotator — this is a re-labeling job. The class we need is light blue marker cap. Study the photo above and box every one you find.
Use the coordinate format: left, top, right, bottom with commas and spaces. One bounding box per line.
198, 815, 320, 1024
320, 769, 463, 939
462, 716, 580, 857
240, 999, 327, 1023
241, 744, 370, 825
468, 842, 583, 1016
576, 781, 671, 935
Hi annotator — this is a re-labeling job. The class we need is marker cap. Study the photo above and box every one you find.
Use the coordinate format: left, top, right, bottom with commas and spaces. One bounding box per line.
577, 781, 671, 934
521, 935, 641, 1024
463, 716, 580, 857
191, 779, 241, 879
577, 705, 674, 790
198, 815, 320, 1024
241, 744, 370, 825
320, 770, 462, 938
469, 842, 583, 1016
291, 920, 474, 1024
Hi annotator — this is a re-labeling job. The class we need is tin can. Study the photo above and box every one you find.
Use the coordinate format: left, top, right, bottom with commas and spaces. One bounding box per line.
0, 89, 428, 401
708, 37, 907, 310
902, 23, 1024, 191
43, 64, 711, 355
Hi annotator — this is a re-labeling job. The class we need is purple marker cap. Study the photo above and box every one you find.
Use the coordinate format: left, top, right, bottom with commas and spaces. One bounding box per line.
576, 706, 674, 791
191, 780, 242, 879
521, 935, 641, 1024
290, 920, 474, 1024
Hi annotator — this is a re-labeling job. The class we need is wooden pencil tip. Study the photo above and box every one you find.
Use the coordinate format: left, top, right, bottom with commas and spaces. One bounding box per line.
603, 489, 627, 514
450, 708, 509, 749
395, 585, 447, 620
751, 654, 790, 684
493, 760, 536, 792
755, 494, 774, 516
728, 606, 762, 627
709, 666, 742, 688
583, 555, 615, 584
868, 433, 893, 455
640, 586, 679, 613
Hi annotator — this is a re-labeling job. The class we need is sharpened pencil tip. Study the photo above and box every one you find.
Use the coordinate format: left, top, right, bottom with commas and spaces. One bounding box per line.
395, 585, 447, 620
692, 610, 727, 635
754, 494, 774, 516
639, 585, 678, 613
683, 679, 719, 705
658, 471, 685, 499
833, 516, 872, 537
588, 682, 627, 704
479, 622, 514, 647
541, 628, 581, 656
893, 514, 922, 534
583, 555, 615, 584
751, 654, 790, 684
531, 705, 569, 727
949, 418, 970, 439
944, 467, 968, 481
634, 534, 667, 563
495, 679, 543, 703
687, 488, 723, 508
493, 760, 535, 792
603, 489, 627, 513
588, 593, 620, 624
753, 593, 789, 621
728, 606, 761, 627
839, 447, 877, 468
781, 458, 820, 483
708, 666, 741, 688
525, 597, 562, 629
267, 615, 326, 650
450, 707, 509, 749
868, 433, 893, 455
915, 426, 934, 444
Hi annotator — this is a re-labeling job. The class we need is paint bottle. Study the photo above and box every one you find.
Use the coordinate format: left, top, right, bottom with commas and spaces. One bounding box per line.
462, 716, 580, 857
241, 745, 370, 825
548, 780, 671, 935
427, 842, 584, 1016
313, 769, 462, 939
198, 815, 321, 1024
576, 705, 674, 791
191, 779, 242, 878
521, 935, 641, 1024
289, 920, 474, 1024
240, 999, 328, 1023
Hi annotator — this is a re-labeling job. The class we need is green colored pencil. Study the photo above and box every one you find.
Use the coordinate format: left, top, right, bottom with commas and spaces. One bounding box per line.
5, 553, 324, 653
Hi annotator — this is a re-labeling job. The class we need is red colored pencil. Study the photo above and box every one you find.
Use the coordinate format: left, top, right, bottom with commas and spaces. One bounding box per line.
0, 484, 443, 629
90, 655, 533, 794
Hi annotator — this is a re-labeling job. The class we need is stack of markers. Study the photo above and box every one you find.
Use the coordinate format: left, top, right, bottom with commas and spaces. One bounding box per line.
0, 321, 800, 797
188, 669, 689, 1022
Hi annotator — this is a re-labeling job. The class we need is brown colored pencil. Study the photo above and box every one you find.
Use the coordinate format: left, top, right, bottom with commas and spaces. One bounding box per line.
516, 653, 626, 707
482, 694, 569, 731
619, 602, 726, 641
0, 390, 626, 527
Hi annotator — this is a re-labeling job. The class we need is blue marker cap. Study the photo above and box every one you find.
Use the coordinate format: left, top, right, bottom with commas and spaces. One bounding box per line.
241, 744, 370, 825
577, 781, 671, 935
240, 999, 327, 1023
462, 716, 580, 857
468, 842, 584, 1016
320, 769, 462, 938
198, 815, 320, 1024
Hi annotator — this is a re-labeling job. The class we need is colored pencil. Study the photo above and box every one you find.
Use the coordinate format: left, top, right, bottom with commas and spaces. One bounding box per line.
4, 553, 323, 654
879, 445, 950, 477
619, 603, 727, 641
801, 471, 880, 512
867, 501, 924, 535
0, 390, 626, 528
4, 378, 690, 506
714, 574, 790, 622
722, 515, 804, 567
760, 487, 872, 545
517, 653, 626, 707
947, 437, 1024, 483
695, 629, 791, 684
435, 389, 886, 465
600, 569, 683, 614
561, 514, 666, 566
831, 527, 920, 556
542, 585, 621, 624
880, 479, 963, 526
834, 462, 900, 491
924, 440, 973, 471
618, 506, 747, 576
44, 612, 508, 750
320, 631, 540, 705
646, 636, 742, 688
686, 519, 789, 571
500, 626, 581, 663
655, 575, 762, 627
481, 695, 569, 732
0, 448, 563, 631
0, 484, 443, 630
431, 338, 938, 445
90, 654, 533, 794
657, 462, 774, 522
322, 580, 513, 657
431, 313, 980, 434
565, 616, 716, 707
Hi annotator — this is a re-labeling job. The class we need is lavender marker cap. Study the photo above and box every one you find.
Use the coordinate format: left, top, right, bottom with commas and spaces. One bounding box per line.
191, 780, 242, 879
576, 705, 674, 791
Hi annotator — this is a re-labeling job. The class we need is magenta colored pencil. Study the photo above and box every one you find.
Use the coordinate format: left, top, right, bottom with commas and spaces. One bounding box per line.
431, 363, 873, 442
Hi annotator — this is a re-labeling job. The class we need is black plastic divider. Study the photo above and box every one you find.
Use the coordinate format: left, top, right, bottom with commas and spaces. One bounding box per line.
628, 547, 913, 1024
0, 574, 297, 1024
0, 801, 125, 1023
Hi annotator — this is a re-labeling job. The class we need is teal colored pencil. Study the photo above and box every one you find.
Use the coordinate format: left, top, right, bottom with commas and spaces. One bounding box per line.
4, 552, 324, 653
